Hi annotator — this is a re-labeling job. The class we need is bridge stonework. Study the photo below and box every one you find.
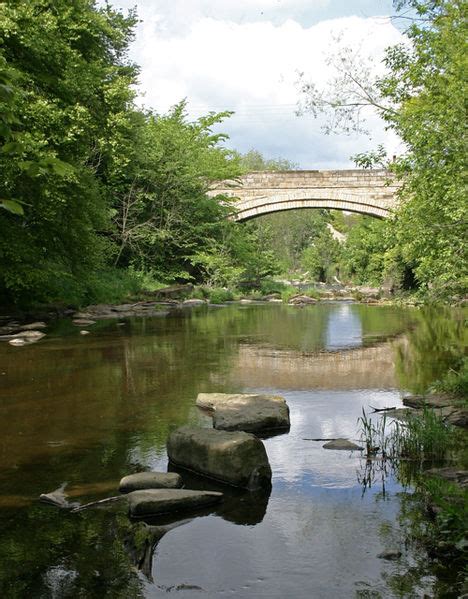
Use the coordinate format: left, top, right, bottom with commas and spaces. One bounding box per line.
208, 169, 399, 220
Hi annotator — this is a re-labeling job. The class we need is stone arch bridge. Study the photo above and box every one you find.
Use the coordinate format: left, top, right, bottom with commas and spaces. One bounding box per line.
208, 170, 399, 221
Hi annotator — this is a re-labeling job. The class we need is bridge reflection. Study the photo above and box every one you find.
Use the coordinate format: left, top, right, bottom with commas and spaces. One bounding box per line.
228, 341, 397, 390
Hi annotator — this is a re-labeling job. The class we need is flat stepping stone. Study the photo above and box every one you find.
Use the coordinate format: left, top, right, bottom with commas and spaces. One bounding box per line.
127, 489, 222, 518
119, 472, 183, 493
167, 426, 272, 490
196, 393, 290, 434
323, 438, 363, 450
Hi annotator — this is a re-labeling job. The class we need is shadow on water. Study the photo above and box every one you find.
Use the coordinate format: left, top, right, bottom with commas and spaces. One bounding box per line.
124, 481, 272, 582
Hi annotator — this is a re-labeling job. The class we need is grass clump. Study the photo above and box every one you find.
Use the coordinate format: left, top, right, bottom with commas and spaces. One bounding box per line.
358, 408, 457, 462
390, 408, 455, 461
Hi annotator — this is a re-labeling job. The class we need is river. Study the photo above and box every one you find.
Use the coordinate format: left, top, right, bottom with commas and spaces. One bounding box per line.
0, 302, 465, 598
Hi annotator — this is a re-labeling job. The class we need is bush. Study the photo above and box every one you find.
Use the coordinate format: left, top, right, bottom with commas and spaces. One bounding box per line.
259, 279, 288, 295
192, 286, 235, 304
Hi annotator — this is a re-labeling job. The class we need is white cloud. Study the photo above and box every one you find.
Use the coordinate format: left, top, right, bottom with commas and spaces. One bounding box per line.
105, 1, 404, 167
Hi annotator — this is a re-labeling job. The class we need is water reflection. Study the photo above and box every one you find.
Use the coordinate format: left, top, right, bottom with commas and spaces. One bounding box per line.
326, 303, 362, 350
0, 303, 465, 598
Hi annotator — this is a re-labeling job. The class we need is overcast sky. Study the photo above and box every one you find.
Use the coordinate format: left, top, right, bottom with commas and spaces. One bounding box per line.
104, 1, 405, 168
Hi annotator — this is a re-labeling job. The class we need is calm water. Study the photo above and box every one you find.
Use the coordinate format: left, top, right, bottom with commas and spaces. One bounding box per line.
0, 303, 465, 598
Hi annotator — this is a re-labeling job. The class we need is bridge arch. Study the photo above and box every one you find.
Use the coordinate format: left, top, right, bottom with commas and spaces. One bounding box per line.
231, 190, 390, 221
208, 169, 399, 221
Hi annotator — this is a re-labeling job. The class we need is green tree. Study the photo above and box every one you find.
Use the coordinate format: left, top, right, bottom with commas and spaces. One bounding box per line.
301, 227, 342, 282
297, 0, 467, 298
0, 0, 138, 305
111, 102, 240, 280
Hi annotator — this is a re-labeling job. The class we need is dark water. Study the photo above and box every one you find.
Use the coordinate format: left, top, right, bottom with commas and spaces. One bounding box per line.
0, 303, 465, 598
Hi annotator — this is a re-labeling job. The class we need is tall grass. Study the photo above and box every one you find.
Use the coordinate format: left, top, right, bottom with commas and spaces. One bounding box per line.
358, 408, 390, 458
389, 408, 454, 461
358, 408, 455, 462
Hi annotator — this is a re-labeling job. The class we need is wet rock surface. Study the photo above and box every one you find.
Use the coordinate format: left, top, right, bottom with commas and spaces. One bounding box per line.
288, 295, 317, 305
198, 393, 290, 434
322, 438, 364, 451
403, 393, 455, 409
196, 393, 290, 434
403, 394, 467, 428
39, 484, 80, 509
119, 472, 183, 493
127, 489, 223, 518
167, 426, 272, 490
72, 302, 172, 320
182, 299, 206, 306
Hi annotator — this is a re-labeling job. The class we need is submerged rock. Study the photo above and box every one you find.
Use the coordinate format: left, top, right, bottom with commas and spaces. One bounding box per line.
167, 426, 272, 490
322, 438, 364, 451
196, 393, 290, 434
73, 319, 96, 326
127, 488, 222, 518
119, 472, 183, 493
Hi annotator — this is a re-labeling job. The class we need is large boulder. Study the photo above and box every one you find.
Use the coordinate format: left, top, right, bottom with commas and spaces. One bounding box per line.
119, 472, 183, 493
127, 488, 222, 518
167, 427, 272, 490
196, 393, 290, 434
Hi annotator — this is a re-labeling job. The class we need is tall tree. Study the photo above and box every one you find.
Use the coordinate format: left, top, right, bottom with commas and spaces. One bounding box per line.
0, 0, 138, 304
297, 0, 467, 297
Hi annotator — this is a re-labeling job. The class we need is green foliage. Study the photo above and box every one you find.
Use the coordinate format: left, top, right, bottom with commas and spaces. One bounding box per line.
111, 101, 241, 279
394, 305, 467, 394
359, 405, 459, 462
237, 148, 298, 172
382, 0, 468, 297
390, 409, 455, 461
432, 356, 468, 399
259, 279, 288, 295
301, 227, 342, 282
205, 287, 235, 303
0, 0, 139, 306
298, 0, 468, 297
0, 2, 245, 308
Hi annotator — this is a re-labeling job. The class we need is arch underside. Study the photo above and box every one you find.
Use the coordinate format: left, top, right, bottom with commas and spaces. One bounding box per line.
231, 197, 391, 221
